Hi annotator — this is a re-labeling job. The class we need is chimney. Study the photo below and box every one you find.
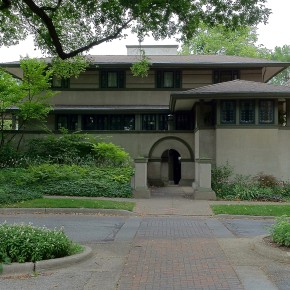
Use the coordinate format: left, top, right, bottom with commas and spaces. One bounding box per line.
126, 45, 178, 56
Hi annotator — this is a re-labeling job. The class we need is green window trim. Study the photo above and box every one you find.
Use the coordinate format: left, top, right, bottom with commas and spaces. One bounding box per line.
221, 100, 236, 124
259, 100, 274, 124
213, 70, 239, 84
240, 100, 255, 124
156, 70, 181, 88
100, 70, 125, 88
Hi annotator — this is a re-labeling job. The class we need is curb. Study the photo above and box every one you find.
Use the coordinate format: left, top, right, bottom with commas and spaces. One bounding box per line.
251, 235, 290, 263
0, 208, 135, 216
217, 214, 277, 220
1, 246, 93, 276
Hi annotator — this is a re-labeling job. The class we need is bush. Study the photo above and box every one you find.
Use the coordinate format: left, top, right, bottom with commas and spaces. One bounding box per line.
0, 223, 82, 264
253, 172, 278, 188
92, 142, 132, 166
212, 164, 285, 201
26, 134, 96, 163
0, 165, 134, 200
270, 216, 290, 247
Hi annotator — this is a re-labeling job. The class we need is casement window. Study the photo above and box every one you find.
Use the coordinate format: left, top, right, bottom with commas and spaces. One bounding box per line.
158, 114, 168, 130
259, 100, 274, 124
175, 113, 193, 130
240, 100, 255, 124
52, 77, 70, 88
82, 114, 135, 130
56, 114, 78, 130
142, 114, 156, 130
156, 70, 181, 88
213, 70, 239, 84
100, 70, 125, 88
221, 101, 236, 124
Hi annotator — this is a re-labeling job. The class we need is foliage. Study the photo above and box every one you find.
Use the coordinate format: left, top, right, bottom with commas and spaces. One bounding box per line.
211, 163, 286, 201
181, 24, 270, 58
26, 134, 96, 163
131, 51, 151, 77
253, 172, 278, 188
0, 1, 270, 60
0, 164, 134, 200
0, 223, 82, 264
211, 205, 290, 217
92, 142, 132, 167
4, 198, 135, 211
0, 58, 56, 150
270, 216, 290, 247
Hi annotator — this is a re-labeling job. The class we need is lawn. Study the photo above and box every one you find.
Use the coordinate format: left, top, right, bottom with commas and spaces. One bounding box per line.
211, 204, 290, 216
2, 198, 135, 212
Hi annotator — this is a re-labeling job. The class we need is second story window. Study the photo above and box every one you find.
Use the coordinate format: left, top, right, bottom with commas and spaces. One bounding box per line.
100, 70, 125, 88
213, 70, 239, 84
156, 70, 181, 88
52, 77, 70, 88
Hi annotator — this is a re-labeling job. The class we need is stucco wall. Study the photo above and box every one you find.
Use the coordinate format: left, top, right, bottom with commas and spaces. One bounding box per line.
215, 128, 289, 179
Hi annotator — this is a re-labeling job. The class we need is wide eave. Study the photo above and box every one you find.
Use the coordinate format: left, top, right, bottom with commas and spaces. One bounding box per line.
170, 80, 290, 111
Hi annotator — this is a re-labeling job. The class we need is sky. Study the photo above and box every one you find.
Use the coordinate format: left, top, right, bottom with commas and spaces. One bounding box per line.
0, 0, 289, 62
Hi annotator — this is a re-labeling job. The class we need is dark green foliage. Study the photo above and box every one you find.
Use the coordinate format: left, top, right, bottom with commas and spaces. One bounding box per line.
0, 223, 82, 264
26, 134, 95, 163
270, 216, 290, 247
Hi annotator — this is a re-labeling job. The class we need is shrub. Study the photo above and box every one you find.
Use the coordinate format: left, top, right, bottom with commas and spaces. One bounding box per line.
92, 142, 132, 167
25, 134, 96, 163
0, 223, 82, 264
270, 216, 290, 247
253, 172, 278, 188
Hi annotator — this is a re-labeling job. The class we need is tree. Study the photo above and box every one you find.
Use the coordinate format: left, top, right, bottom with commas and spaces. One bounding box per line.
0, 58, 57, 149
0, 1, 270, 60
181, 24, 270, 58
269, 45, 290, 85
181, 24, 290, 85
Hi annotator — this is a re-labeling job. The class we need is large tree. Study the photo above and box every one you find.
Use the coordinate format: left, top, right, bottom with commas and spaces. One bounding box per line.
0, 0, 270, 60
181, 24, 270, 58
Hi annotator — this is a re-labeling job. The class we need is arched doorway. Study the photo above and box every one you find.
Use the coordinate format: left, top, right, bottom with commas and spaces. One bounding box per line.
161, 149, 181, 185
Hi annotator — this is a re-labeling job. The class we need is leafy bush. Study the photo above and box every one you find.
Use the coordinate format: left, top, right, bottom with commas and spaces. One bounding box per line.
26, 134, 95, 163
0, 146, 25, 168
0, 223, 82, 264
92, 142, 132, 166
0, 165, 134, 200
270, 216, 290, 247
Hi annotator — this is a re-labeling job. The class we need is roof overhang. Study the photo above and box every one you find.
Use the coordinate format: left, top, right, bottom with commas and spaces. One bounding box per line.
170, 80, 290, 111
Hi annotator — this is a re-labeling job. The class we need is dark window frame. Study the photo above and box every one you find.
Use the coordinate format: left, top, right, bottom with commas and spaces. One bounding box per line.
156, 70, 181, 88
220, 100, 236, 124
239, 100, 255, 124
213, 70, 240, 84
56, 114, 78, 131
52, 77, 70, 89
100, 70, 125, 89
259, 100, 274, 124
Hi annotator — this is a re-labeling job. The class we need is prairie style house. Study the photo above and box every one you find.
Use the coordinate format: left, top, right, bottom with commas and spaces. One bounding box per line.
4, 45, 290, 199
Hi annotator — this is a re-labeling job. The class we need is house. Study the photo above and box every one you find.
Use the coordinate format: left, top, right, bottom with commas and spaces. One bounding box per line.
3, 45, 290, 199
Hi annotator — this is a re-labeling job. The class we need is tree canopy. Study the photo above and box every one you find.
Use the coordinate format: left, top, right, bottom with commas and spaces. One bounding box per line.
0, 0, 270, 59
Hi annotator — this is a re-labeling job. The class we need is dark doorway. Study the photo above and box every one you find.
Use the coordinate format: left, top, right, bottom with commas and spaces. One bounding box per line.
170, 149, 181, 184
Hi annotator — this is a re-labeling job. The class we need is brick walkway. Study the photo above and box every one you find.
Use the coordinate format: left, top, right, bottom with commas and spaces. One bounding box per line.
117, 218, 243, 290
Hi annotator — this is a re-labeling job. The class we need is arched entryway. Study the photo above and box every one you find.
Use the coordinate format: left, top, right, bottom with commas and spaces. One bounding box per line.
161, 149, 181, 185
148, 137, 195, 186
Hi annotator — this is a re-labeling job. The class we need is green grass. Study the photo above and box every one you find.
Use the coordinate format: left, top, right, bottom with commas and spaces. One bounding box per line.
2, 198, 135, 211
211, 204, 290, 216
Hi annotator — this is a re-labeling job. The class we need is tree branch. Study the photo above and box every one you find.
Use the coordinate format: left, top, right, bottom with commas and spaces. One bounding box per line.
41, 0, 62, 12
0, 0, 11, 10
22, 0, 132, 59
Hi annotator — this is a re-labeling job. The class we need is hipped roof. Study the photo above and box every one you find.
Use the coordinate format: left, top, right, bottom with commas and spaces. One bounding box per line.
170, 80, 290, 111
2, 54, 290, 82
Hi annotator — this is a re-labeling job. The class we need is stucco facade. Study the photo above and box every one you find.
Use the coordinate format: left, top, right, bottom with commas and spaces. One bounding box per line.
3, 45, 290, 198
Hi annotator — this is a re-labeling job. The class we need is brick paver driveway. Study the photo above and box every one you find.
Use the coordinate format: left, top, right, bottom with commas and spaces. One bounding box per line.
117, 217, 243, 290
